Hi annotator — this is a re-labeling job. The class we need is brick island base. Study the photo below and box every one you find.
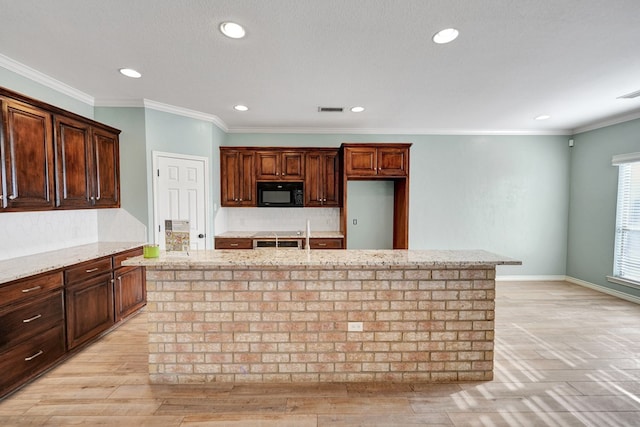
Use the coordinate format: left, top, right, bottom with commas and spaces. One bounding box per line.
140, 257, 508, 384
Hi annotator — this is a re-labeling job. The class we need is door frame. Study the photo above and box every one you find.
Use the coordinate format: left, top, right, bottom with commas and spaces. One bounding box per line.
151, 151, 211, 249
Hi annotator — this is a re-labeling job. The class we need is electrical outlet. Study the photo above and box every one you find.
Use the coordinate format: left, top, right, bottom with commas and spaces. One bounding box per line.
348, 321, 363, 332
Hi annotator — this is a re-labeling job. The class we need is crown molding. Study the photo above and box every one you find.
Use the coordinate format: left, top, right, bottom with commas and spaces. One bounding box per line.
0, 54, 94, 105
142, 99, 228, 132
226, 126, 571, 136
94, 98, 146, 108
572, 109, 640, 135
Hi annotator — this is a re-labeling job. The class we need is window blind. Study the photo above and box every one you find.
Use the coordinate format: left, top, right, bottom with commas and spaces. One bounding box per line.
613, 159, 640, 283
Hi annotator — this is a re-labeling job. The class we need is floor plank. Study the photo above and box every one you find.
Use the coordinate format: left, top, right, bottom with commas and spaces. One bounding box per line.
1, 280, 640, 426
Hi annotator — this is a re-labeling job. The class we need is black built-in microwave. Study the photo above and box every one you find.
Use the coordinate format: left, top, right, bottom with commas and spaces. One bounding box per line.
257, 181, 304, 207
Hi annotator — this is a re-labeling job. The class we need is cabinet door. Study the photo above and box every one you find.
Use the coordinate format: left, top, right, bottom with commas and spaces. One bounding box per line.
304, 152, 323, 207
54, 116, 92, 208
221, 149, 255, 206
1, 99, 54, 209
377, 147, 408, 177
92, 128, 120, 207
256, 150, 304, 180
321, 151, 340, 206
305, 151, 340, 207
65, 272, 115, 350
281, 151, 304, 180
114, 266, 145, 322
344, 147, 378, 177
255, 151, 280, 180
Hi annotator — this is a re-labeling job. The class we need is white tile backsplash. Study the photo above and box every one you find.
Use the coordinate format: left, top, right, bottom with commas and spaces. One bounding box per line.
0, 210, 98, 260
217, 207, 340, 233
97, 209, 147, 242
0, 208, 147, 261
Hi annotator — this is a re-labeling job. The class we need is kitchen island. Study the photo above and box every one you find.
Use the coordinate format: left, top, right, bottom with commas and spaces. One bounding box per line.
124, 249, 520, 383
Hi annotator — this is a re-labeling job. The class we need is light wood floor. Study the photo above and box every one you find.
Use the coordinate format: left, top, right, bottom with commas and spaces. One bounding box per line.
1, 281, 640, 426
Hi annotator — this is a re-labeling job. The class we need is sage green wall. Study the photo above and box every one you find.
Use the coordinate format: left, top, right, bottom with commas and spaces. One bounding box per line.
0, 67, 94, 118
567, 118, 640, 298
143, 109, 223, 242
94, 107, 148, 225
226, 133, 571, 276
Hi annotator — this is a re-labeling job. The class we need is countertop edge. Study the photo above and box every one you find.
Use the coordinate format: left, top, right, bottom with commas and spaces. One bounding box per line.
124, 249, 521, 268
0, 242, 146, 285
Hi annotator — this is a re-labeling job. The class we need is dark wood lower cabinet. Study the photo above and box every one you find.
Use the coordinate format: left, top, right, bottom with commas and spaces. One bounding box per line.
0, 323, 65, 398
0, 247, 146, 399
65, 272, 115, 350
114, 266, 146, 322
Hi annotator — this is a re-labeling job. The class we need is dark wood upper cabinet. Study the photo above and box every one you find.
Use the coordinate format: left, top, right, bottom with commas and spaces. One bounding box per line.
220, 148, 255, 206
343, 144, 410, 178
54, 116, 92, 208
256, 150, 304, 180
91, 128, 120, 207
1, 98, 55, 210
305, 150, 340, 207
1, 87, 121, 213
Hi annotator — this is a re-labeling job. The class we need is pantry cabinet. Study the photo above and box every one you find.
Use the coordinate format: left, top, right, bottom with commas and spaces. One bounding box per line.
0, 86, 120, 213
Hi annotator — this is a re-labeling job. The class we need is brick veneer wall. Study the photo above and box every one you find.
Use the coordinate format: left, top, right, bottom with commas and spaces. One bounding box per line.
145, 264, 496, 383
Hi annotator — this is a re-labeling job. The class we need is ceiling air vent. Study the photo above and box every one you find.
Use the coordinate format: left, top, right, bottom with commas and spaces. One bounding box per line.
617, 89, 640, 99
318, 107, 344, 112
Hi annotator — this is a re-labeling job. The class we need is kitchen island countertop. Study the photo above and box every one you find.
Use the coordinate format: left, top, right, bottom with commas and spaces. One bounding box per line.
124, 248, 519, 268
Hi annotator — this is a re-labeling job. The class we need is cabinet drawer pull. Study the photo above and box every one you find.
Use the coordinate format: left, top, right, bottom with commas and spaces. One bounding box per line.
21, 286, 42, 293
23, 314, 42, 323
230, 243, 239, 247
25, 350, 44, 361
85, 267, 100, 273
317, 243, 327, 247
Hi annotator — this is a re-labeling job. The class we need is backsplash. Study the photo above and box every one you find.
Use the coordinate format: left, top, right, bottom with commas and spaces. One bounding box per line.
0, 209, 146, 261
216, 207, 340, 233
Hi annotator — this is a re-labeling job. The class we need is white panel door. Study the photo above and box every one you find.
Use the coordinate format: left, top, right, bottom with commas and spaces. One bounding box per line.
154, 153, 208, 250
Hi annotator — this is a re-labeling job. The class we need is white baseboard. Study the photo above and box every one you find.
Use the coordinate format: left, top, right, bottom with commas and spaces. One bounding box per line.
565, 276, 640, 305
496, 275, 640, 305
496, 275, 567, 282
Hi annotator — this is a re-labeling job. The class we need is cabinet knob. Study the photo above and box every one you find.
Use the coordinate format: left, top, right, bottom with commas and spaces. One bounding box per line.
234, 198, 239, 201
239, 198, 243, 202
323, 198, 327, 202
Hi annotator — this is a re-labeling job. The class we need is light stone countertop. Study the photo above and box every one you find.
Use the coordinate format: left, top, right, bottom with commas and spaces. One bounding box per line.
0, 242, 145, 285
123, 249, 520, 268
215, 231, 344, 239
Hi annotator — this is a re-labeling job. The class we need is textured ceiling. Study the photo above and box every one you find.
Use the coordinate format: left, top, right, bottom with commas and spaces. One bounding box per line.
1, 0, 639, 134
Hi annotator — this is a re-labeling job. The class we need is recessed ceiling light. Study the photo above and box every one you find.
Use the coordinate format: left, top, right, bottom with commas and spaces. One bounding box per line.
220, 22, 246, 39
119, 68, 141, 78
234, 104, 249, 112
535, 114, 551, 121
350, 106, 365, 113
432, 28, 459, 44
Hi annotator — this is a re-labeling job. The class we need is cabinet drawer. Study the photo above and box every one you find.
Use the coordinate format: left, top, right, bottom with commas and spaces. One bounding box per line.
0, 291, 64, 351
65, 257, 113, 285
215, 238, 253, 249
0, 271, 63, 308
0, 324, 65, 397
113, 247, 143, 269
308, 238, 344, 249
